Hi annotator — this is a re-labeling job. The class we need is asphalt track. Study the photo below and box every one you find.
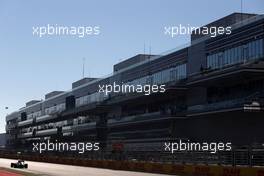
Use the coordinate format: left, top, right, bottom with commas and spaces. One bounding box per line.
0, 158, 170, 176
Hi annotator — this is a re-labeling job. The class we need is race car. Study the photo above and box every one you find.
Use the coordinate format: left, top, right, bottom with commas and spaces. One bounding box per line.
10, 159, 28, 169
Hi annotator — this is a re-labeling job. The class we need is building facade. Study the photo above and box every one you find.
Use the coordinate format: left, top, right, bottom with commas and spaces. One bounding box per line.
5, 13, 264, 163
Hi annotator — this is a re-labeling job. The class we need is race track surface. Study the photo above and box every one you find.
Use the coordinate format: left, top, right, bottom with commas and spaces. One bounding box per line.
0, 158, 170, 176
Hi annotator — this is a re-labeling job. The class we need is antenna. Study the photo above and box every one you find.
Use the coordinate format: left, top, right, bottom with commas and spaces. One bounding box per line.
241, 0, 243, 21
82, 57, 85, 78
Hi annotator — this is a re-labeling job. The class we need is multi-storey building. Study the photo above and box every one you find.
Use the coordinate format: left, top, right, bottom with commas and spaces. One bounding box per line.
5, 13, 264, 163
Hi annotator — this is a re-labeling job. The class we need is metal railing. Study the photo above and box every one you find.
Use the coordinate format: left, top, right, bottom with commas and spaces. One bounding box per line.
2, 143, 264, 167
188, 91, 264, 113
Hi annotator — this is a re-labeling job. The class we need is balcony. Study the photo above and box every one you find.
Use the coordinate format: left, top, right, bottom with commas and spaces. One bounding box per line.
188, 92, 264, 116
62, 122, 97, 134
36, 114, 56, 123
188, 59, 264, 86
36, 128, 57, 137
73, 122, 96, 131
17, 132, 33, 139
108, 111, 169, 127
6, 123, 17, 130
17, 119, 33, 127
188, 99, 244, 114
62, 126, 72, 133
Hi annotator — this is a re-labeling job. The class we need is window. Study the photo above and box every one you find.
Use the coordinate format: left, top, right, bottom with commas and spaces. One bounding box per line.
229, 49, 232, 64
243, 45, 248, 61
207, 39, 263, 70
238, 46, 242, 62
248, 42, 252, 59
260, 39, 263, 57
218, 53, 223, 68
250, 40, 255, 60
170, 68, 177, 81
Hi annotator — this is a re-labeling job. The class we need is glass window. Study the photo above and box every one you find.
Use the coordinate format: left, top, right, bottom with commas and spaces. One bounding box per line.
212, 54, 215, 68
211, 55, 213, 68
252, 40, 256, 59
210, 55, 213, 69
234, 47, 238, 63
179, 64, 186, 79
238, 46, 242, 62
256, 39, 260, 58
229, 48, 233, 64
207, 55, 210, 68
215, 54, 218, 68
231, 48, 235, 64
227, 49, 230, 65
209, 55, 211, 68
223, 51, 227, 66
219, 52, 223, 68
170, 69, 175, 81
248, 42, 252, 59
227, 49, 230, 64
207, 56, 209, 68
259, 39, 263, 57
183, 64, 186, 78
161, 69, 168, 83
206, 39, 263, 72
213, 54, 216, 69
243, 45, 248, 61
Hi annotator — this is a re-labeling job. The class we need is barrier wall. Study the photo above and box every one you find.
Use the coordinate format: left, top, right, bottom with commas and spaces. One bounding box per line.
1, 154, 264, 176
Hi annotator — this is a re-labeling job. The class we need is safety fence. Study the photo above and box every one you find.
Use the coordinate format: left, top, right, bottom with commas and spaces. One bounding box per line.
1, 152, 264, 176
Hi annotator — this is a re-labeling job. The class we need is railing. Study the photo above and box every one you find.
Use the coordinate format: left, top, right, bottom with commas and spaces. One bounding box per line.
188, 98, 245, 113
73, 122, 96, 131
17, 119, 33, 127
35, 114, 55, 123
17, 132, 33, 139
35, 128, 57, 137
188, 91, 264, 114
108, 112, 161, 125
2, 142, 264, 167
6, 123, 17, 130
101, 145, 264, 167
62, 122, 97, 134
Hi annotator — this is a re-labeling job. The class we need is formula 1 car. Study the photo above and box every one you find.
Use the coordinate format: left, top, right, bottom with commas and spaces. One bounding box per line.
10, 159, 28, 169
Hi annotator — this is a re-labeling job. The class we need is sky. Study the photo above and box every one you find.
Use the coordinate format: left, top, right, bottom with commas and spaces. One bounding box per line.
0, 0, 264, 133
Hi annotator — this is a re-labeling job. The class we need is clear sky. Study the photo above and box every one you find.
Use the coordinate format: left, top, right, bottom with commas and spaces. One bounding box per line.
0, 0, 264, 133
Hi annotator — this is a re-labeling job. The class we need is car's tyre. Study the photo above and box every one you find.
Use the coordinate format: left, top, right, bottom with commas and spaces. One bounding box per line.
24, 164, 28, 169
10, 163, 13, 168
